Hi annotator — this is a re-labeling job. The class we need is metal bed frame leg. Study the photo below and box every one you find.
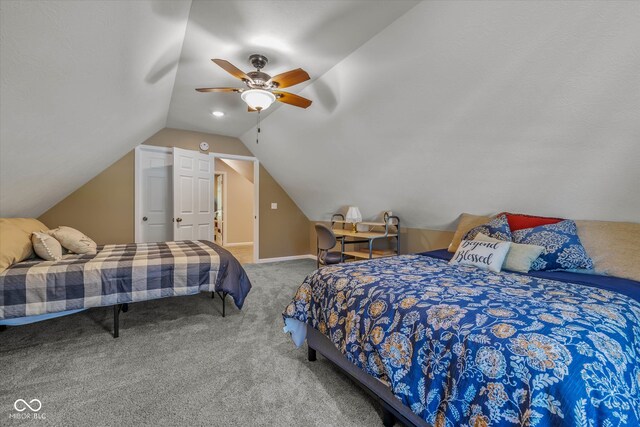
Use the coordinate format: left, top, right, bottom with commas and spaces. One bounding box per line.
215, 291, 228, 317
308, 345, 317, 362
382, 408, 396, 427
113, 305, 120, 338
113, 303, 129, 338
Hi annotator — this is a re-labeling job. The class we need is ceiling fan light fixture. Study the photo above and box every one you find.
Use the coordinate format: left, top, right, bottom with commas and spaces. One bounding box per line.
241, 89, 276, 111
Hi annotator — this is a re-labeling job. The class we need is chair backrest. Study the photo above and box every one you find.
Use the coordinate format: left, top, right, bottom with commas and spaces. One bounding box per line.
315, 223, 336, 251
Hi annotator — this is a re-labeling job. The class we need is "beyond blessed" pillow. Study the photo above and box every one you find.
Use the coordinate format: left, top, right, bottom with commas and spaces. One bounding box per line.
449, 239, 511, 273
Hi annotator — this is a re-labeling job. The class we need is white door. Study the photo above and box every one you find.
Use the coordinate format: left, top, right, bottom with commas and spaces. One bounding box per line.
172, 147, 214, 240
137, 148, 172, 242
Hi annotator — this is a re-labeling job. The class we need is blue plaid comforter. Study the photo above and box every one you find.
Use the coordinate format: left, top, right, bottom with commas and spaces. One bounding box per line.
1, 240, 251, 320
283, 255, 640, 426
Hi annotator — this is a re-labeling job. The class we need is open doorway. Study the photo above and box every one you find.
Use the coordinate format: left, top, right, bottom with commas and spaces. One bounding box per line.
212, 155, 257, 264
213, 171, 226, 245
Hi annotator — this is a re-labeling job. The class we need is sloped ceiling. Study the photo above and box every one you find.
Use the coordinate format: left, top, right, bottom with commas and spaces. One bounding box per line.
1, 0, 418, 217
166, 0, 418, 136
220, 159, 254, 183
240, 1, 640, 227
0, 0, 191, 217
3, 1, 638, 226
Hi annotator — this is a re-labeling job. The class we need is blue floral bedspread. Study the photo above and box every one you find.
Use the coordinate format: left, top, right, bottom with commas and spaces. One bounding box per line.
283, 255, 640, 426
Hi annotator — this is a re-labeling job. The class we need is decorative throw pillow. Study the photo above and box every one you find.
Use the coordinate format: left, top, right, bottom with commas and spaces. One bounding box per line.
32, 232, 63, 261
512, 220, 593, 271
474, 232, 545, 273
47, 226, 97, 255
464, 214, 512, 242
449, 239, 511, 273
501, 212, 563, 231
448, 213, 493, 253
0, 220, 34, 273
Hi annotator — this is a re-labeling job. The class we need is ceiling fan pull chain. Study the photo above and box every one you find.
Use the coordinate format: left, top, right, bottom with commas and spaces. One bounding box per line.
256, 110, 261, 144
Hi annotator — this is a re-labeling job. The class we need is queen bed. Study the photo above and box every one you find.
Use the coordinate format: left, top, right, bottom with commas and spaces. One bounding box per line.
283, 222, 640, 426
1, 240, 252, 337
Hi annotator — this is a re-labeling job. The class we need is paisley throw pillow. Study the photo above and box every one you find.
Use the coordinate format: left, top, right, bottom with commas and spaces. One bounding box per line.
464, 214, 512, 242
512, 220, 593, 271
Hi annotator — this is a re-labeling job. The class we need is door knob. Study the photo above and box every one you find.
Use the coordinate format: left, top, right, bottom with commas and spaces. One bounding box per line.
142, 216, 148, 221
176, 218, 183, 223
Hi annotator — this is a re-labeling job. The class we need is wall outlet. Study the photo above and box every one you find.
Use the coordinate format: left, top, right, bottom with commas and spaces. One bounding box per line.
271, 202, 278, 210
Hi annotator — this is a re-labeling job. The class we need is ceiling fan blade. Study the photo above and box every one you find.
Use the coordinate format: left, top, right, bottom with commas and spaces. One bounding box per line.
212, 59, 253, 83
273, 90, 312, 109
195, 87, 243, 93
269, 68, 310, 88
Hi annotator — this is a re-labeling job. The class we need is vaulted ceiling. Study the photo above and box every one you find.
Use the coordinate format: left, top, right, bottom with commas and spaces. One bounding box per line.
0, 0, 417, 217
240, 1, 640, 226
0, 0, 191, 217
2, 1, 639, 225
166, 0, 419, 136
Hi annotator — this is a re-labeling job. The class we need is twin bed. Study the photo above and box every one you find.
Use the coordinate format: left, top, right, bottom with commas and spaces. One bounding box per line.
284, 241, 640, 426
0, 240, 252, 337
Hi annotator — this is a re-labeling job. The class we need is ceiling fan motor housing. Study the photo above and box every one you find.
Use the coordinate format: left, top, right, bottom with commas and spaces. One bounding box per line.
247, 71, 271, 87
249, 54, 268, 70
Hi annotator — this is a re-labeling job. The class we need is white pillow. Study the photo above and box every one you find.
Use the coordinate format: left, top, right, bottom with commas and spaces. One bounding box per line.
449, 239, 511, 273
474, 232, 545, 273
32, 231, 63, 261
46, 226, 97, 255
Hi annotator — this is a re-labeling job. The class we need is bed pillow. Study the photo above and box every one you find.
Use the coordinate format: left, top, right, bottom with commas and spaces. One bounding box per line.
474, 232, 545, 273
463, 214, 512, 242
575, 220, 640, 282
47, 226, 97, 255
450, 239, 511, 273
0, 220, 35, 273
512, 220, 593, 271
32, 231, 63, 261
501, 212, 563, 231
447, 213, 493, 252
9, 217, 50, 234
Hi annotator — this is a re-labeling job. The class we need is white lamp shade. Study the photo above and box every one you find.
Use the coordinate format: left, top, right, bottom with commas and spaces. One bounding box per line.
241, 89, 276, 110
345, 206, 362, 223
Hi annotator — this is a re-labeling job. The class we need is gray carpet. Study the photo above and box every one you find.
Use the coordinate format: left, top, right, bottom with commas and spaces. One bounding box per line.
0, 259, 387, 426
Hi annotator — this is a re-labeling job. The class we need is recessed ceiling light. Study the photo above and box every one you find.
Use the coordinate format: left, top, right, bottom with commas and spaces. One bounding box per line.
212, 111, 224, 117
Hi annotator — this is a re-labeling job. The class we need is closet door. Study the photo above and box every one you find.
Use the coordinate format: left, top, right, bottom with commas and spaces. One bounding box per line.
136, 147, 172, 243
172, 147, 214, 241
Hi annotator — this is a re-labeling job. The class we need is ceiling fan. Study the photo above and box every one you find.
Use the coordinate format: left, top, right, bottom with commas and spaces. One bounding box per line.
196, 54, 312, 111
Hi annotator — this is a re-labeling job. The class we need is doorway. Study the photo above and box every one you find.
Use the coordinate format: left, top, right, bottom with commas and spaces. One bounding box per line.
212, 156, 256, 264
213, 172, 226, 245
134, 146, 259, 263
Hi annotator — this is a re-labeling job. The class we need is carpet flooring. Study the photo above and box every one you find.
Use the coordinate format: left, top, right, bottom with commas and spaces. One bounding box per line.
0, 259, 387, 426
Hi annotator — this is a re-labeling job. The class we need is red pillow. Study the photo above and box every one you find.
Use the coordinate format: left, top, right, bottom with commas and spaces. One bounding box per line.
502, 212, 564, 231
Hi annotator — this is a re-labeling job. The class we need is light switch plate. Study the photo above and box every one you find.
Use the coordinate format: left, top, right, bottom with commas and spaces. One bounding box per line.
271, 203, 278, 209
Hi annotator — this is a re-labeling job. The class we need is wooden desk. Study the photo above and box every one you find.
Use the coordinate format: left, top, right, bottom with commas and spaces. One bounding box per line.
332, 221, 400, 260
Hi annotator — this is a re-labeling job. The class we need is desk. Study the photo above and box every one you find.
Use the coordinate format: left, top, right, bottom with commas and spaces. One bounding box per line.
331, 216, 400, 260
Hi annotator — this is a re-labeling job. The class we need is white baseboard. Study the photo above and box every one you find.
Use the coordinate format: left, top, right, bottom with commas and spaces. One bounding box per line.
224, 241, 253, 247
257, 254, 316, 263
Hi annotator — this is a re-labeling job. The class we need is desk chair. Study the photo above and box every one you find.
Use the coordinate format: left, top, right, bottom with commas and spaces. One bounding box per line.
315, 224, 342, 268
